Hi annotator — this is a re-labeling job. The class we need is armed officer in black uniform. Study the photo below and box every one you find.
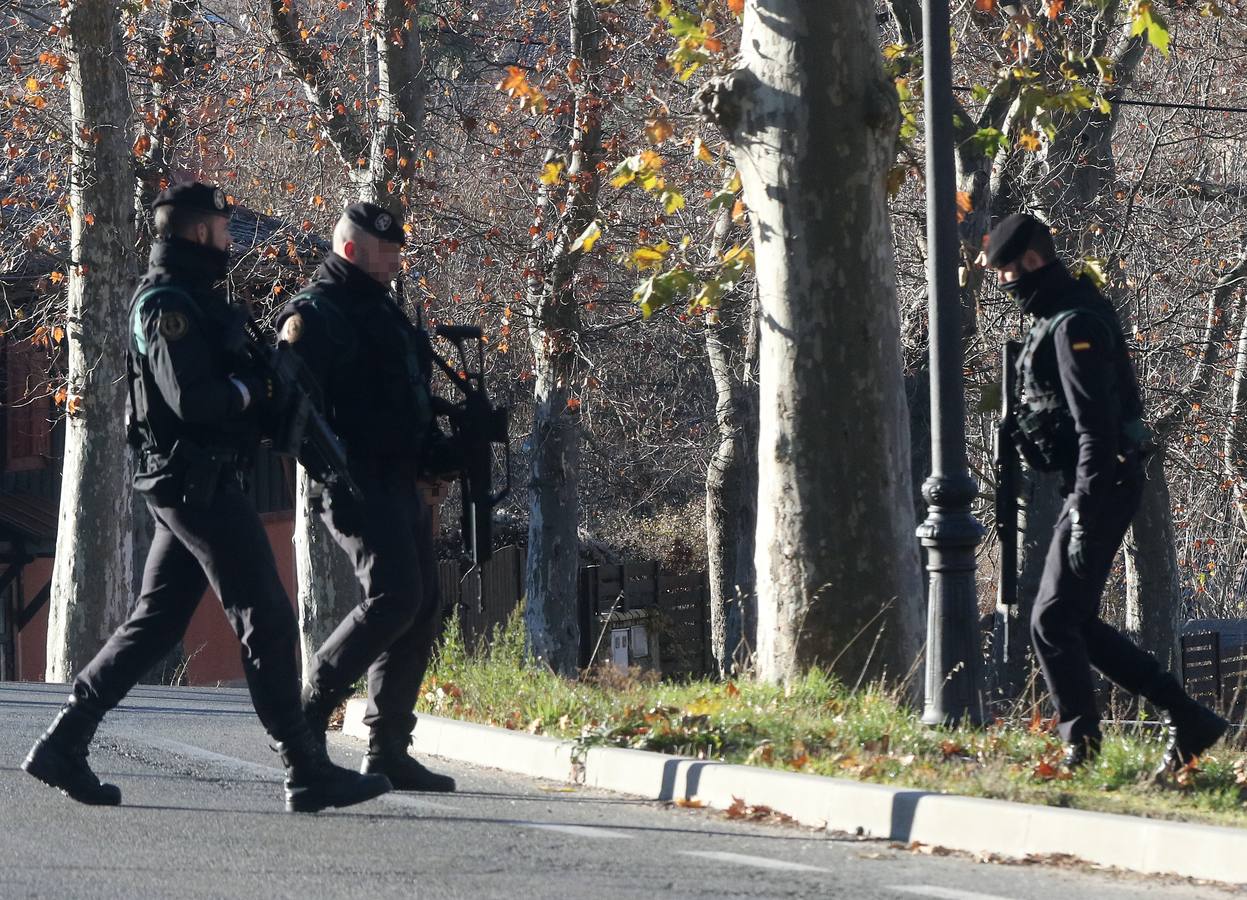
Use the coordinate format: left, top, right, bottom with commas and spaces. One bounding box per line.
22, 183, 391, 813
276, 202, 455, 792
986, 213, 1228, 772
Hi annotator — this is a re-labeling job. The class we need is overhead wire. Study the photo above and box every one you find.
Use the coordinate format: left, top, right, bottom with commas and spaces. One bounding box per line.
951, 84, 1247, 115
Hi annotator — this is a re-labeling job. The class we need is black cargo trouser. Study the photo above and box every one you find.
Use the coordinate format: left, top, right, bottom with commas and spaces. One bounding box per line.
305, 466, 440, 736
1031, 469, 1162, 743
73, 482, 303, 739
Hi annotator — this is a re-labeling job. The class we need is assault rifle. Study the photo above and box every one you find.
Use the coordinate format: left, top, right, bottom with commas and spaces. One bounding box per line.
995, 341, 1022, 622
240, 318, 362, 502
429, 324, 511, 565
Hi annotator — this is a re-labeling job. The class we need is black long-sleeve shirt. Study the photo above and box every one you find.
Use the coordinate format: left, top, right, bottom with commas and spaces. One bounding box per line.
275, 253, 438, 467
127, 237, 258, 465
1015, 263, 1144, 523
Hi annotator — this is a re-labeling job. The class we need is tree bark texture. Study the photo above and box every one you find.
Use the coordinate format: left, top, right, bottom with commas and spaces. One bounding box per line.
1121, 447, 1180, 668
47, 0, 138, 681
705, 285, 759, 677
268, 1, 427, 673
135, 0, 195, 241
294, 469, 361, 684
703, 0, 924, 688
1226, 291, 1247, 533
1121, 246, 1245, 662
523, 0, 603, 674
361, 0, 425, 212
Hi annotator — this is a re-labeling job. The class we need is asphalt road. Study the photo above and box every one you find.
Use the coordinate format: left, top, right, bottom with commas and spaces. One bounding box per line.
0, 682, 1239, 899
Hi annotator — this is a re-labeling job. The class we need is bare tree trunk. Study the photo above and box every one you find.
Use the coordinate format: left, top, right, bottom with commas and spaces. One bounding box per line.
523, 333, 581, 671
135, 0, 196, 240
1121, 447, 1181, 667
522, 0, 603, 674
1226, 292, 1247, 532
46, 0, 137, 681
293, 470, 359, 683
361, 0, 425, 210
269, 0, 425, 677
705, 285, 759, 677
702, 0, 924, 689
703, 189, 759, 677
1122, 247, 1245, 661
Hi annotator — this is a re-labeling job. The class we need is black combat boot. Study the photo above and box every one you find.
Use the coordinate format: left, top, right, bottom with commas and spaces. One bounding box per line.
1061, 733, 1101, 770
361, 728, 456, 793
22, 697, 122, 806
1144, 673, 1230, 776
278, 719, 392, 813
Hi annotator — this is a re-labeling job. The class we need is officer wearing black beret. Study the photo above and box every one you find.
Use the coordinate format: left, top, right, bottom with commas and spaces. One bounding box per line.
276, 201, 456, 792
986, 213, 1228, 772
23, 182, 390, 813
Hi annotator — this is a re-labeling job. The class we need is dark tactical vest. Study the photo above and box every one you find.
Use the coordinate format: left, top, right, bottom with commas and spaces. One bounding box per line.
127, 282, 254, 449
125, 243, 259, 506
1014, 295, 1147, 473
292, 284, 436, 461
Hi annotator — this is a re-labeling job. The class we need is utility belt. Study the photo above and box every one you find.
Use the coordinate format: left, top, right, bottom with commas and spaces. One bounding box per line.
307, 453, 420, 513
134, 439, 245, 509
1015, 391, 1149, 473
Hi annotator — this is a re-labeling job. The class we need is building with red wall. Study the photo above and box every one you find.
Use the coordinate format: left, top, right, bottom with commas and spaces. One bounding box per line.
0, 331, 306, 687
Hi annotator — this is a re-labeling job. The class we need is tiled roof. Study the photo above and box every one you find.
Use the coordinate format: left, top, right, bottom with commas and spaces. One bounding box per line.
0, 492, 58, 545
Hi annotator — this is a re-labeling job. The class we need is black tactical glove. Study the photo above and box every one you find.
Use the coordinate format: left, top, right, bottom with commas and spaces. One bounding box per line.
230, 372, 274, 414
1067, 503, 1094, 578
222, 305, 252, 358
420, 425, 463, 480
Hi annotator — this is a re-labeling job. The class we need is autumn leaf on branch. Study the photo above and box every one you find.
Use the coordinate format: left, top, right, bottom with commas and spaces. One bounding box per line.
569, 221, 602, 253
1130, 0, 1172, 57
955, 191, 973, 223
645, 116, 674, 144
540, 161, 564, 185
1017, 130, 1042, 152
497, 65, 547, 114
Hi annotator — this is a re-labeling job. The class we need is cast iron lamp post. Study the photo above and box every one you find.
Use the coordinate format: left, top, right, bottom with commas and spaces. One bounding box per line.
916, 0, 986, 726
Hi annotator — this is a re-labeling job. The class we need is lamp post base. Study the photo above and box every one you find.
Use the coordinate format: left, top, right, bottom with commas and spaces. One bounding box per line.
918, 474, 985, 727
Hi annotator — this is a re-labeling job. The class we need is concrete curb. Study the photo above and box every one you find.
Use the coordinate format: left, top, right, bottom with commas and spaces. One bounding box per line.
343, 699, 1246, 884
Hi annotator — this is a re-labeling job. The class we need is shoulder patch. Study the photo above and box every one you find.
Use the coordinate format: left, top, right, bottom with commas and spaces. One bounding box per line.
1071, 340, 1092, 351
280, 313, 304, 343
158, 311, 189, 341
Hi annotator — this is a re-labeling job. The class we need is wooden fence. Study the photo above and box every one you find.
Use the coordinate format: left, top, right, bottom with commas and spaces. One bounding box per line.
437, 548, 713, 678
576, 562, 711, 678
1181, 618, 1247, 720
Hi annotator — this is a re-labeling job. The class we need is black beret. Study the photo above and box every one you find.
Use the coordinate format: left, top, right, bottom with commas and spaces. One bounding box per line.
152, 181, 232, 216
984, 213, 1049, 268
344, 201, 405, 245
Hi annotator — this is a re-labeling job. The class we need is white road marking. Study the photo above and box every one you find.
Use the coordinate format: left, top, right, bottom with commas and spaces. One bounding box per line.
517, 823, 635, 839
889, 886, 1017, 900
132, 735, 284, 779
679, 851, 830, 873
117, 733, 458, 811
380, 792, 459, 813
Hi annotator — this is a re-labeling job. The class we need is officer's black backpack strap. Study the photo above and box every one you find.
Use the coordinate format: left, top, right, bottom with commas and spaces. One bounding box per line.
289, 290, 360, 361
128, 284, 202, 455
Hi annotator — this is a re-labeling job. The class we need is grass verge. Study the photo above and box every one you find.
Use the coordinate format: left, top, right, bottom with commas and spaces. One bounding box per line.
417, 610, 1247, 827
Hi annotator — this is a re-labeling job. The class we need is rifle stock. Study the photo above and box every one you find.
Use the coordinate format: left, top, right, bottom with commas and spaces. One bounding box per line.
996, 340, 1021, 611
432, 324, 511, 565
241, 320, 362, 502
